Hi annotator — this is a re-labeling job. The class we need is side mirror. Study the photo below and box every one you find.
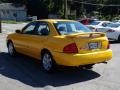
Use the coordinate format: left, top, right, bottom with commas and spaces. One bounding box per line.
15, 29, 21, 34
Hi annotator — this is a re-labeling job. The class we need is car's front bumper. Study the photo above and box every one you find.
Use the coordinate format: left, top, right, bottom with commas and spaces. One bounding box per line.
52, 49, 112, 66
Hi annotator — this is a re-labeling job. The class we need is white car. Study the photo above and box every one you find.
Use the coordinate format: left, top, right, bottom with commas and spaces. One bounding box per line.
97, 23, 120, 41
112, 20, 120, 23
86, 21, 111, 32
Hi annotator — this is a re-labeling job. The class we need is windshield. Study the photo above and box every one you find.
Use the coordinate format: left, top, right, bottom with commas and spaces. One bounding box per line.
53, 21, 91, 35
89, 21, 100, 25
107, 23, 120, 28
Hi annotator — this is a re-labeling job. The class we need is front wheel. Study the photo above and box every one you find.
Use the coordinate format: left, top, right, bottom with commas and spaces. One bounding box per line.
41, 52, 56, 72
8, 41, 16, 56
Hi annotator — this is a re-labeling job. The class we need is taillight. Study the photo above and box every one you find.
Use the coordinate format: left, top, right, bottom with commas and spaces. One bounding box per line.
63, 43, 78, 53
107, 42, 110, 49
107, 29, 115, 32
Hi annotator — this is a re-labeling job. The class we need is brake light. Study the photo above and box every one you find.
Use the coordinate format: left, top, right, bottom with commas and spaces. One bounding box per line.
107, 42, 110, 49
107, 29, 115, 32
63, 43, 78, 53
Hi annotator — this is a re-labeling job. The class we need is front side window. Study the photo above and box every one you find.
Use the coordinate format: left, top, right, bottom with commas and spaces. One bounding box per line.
54, 21, 91, 35
22, 22, 37, 34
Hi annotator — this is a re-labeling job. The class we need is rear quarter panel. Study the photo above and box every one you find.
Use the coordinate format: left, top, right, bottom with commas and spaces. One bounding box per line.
43, 36, 74, 53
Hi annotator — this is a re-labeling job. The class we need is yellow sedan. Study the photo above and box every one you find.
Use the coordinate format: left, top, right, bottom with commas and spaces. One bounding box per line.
7, 19, 112, 72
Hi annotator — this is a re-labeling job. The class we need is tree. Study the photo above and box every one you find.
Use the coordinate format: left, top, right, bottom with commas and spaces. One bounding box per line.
1, 0, 120, 19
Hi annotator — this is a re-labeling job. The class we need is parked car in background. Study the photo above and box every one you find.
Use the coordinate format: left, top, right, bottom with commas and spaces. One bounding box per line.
86, 21, 111, 32
112, 20, 120, 23
7, 19, 112, 72
97, 23, 120, 41
78, 18, 98, 25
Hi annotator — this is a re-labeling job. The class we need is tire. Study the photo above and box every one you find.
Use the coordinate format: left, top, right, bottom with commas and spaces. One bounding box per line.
84, 64, 94, 69
41, 52, 56, 72
80, 64, 94, 69
7, 41, 16, 56
118, 35, 120, 42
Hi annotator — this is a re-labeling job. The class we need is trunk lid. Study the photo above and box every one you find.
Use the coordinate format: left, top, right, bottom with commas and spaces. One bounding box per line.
66, 32, 109, 54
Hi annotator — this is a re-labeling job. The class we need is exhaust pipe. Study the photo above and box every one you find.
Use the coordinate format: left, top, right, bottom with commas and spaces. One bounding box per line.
102, 62, 108, 64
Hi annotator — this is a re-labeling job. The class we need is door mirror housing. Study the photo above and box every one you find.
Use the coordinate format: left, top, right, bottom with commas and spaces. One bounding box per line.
15, 29, 21, 34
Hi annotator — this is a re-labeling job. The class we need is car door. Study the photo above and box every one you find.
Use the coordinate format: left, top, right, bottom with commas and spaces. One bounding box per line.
13, 22, 38, 56
23, 21, 50, 59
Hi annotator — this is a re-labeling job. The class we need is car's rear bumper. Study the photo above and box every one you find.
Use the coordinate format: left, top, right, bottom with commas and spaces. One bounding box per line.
52, 49, 112, 66
106, 32, 119, 40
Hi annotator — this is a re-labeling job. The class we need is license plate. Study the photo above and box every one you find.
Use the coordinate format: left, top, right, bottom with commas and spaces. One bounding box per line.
88, 42, 100, 49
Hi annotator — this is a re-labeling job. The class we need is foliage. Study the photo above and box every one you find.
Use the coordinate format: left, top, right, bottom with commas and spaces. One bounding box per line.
0, 0, 120, 20
1, 20, 29, 24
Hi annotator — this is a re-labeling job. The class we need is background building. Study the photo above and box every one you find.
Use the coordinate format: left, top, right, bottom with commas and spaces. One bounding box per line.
0, 3, 27, 21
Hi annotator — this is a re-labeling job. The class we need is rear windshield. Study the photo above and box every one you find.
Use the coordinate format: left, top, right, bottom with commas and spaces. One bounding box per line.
53, 21, 91, 35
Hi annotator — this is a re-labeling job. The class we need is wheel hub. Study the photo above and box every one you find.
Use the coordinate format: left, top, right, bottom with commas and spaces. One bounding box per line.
42, 54, 52, 71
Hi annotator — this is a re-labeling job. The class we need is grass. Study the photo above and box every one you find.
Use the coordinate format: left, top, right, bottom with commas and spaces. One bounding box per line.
1, 20, 29, 24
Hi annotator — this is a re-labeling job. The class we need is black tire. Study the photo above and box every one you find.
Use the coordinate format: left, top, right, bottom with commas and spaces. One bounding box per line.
7, 41, 16, 56
85, 64, 94, 69
81, 64, 94, 69
118, 35, 120, 42
41, 51, 56, 72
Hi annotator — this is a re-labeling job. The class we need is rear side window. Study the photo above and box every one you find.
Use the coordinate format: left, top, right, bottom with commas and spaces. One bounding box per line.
36, 22, 50, 35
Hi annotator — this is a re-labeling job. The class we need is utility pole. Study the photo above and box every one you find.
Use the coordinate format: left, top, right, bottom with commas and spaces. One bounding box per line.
64, 0, 68, 19
81, 0, 84, 15
100, 0, 103, 16
0, 13, 1, 33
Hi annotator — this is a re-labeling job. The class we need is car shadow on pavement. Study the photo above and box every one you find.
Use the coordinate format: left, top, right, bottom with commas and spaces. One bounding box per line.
0, 52, 100, 87
109, 41, 120, 44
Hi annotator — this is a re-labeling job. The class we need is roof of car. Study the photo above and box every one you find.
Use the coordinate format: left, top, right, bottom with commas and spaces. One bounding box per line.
94, 21, 110, 23
36, 19, 76, 23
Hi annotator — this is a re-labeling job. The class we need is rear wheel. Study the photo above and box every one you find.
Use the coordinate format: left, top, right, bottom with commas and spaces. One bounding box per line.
80, 64, 94, 69
84, 64, 94, 69
41, 52, 56, 72
8, 41, 16, 56
118, 35, 120, 42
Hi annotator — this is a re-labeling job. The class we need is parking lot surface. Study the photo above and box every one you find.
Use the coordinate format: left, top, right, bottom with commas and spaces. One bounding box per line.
0, 23, 120, 90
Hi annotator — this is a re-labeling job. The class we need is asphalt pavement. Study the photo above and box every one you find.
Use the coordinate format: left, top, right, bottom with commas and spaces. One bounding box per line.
0, 23, 120, 90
